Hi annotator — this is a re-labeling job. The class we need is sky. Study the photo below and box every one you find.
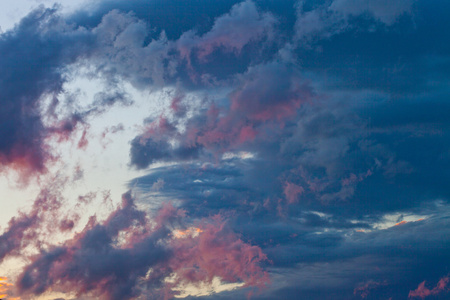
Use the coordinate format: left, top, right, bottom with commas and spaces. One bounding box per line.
0, 0, 449, 299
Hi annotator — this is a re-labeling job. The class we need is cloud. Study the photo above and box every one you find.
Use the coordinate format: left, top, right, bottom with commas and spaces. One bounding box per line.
178, 0, 277, 61
129, 116, 200, 169
14, 192, 268, 300
1, 0, 450, 299
0, 5, 94, 176
283, 182, 304, 204
129, 60, 313, 169
353, 280, 387, 298
0, 176, 68, 263
409, 276, 450, 299
91, 9, 175, 88
295, 0, 414, 44
0, 276, 13, 299
168, 215, 269, 290
329, 0, 414, 25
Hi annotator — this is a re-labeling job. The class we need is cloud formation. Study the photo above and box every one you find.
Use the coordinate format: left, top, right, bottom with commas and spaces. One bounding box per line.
14, 192, 267, 300
0, 6, 94, 176
409, 276, 450, 299
1, 0, 450, 299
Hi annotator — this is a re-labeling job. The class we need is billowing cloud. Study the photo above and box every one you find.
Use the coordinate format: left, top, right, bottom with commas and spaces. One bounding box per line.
130, 61, 313, 169
168, 215, 269, 291
1, 0, 450, 299
178, 0, 276, 61
14, 192, 268, 300
0, 6, 94, 176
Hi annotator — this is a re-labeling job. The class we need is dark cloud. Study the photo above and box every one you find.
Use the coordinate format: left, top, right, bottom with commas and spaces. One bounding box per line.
130, 136, 173, 169
0, 5, 95, 177
123, 0, 450, 296
129, 116, 201, 169
177, 0, 277, 61
1, 0, 450, 299
177, 211, 450, 299
69, 0, 241, 39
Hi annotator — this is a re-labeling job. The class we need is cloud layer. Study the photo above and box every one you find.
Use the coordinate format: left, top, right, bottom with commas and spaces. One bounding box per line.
0, 0, 450, 299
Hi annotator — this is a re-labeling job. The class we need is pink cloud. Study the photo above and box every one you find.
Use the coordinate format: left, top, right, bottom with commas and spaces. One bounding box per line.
239, 125, 258, 143
178, 0, 276, 62
229, 64, 311, 123
172, 64, 311, 154
170, 94, 187, 117
14, 194, 268, 300
140, 115, 178, 142
283, 182, 304, 204
130, 62, 313, 170
181, 67, 309, 151
168, 215, 270, 293
77, 128, 89, 150
0, 143, 53, 184
409, 276, 450, 299
0, 177, 67, 263
354, 280, 387, 299
59, 219, 76, 232
341, 169, 373, 187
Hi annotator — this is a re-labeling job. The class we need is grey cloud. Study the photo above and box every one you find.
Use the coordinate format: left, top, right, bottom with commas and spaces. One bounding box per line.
178, 0, 277, 60
295, 0, 414, 44
329, 0, 414, 25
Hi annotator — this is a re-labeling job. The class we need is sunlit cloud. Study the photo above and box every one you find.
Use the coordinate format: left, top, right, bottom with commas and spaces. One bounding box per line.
173, 227, 203, 239
373, 213, 428, 230
170, 276, 245, 298
0, 276, 13, 299
0, 0, 450, 299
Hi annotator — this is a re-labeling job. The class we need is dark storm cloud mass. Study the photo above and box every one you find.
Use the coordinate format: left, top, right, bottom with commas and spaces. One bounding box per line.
0, 5, 95, 175
125, 0, 450, 298
1, 0, 450, 299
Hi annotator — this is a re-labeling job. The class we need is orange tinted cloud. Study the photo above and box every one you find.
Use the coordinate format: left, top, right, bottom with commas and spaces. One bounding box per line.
395, 220, 408, 226
173, 227, 203, 239
0, 276, 14, 299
